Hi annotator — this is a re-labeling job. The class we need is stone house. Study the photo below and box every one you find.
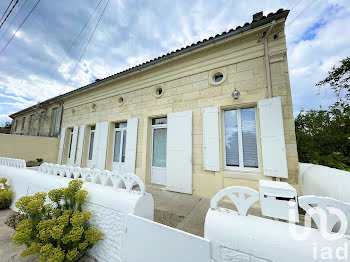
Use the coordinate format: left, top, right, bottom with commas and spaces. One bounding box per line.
11, 98, 63, 137
9, 9, 300, 198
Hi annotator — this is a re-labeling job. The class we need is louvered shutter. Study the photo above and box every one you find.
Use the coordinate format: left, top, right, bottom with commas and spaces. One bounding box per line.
75, 125, 85, 166
125, 118, 138, 174
166, 111, 192, 194
258, 97, 288, 178
202, 107, 220, 171
57, 127, 66, 164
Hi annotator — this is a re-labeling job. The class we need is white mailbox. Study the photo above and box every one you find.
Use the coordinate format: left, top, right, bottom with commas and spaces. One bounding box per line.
259, 180, 299, 222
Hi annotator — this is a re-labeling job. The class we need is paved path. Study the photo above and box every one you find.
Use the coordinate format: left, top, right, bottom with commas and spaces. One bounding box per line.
147, 185, 262, 237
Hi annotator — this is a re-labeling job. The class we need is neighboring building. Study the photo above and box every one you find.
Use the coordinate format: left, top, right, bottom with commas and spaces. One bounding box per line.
9, 9, 300, 198
10, 99, 63, 137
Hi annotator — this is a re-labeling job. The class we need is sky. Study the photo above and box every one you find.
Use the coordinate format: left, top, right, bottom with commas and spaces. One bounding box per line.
0, 0, 349, 123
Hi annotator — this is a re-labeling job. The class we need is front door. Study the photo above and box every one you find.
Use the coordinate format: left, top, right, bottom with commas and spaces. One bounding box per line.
150, 118, 167, 185
87, 126, 95, 168
112, 122, 127, 172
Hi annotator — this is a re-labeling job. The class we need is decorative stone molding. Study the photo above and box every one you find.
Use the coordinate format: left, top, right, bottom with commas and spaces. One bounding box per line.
209, 67, 227, 86
117, 96, 124, 106
210, 186, 259, 216
91, 103, 97, 112
38, 163, 145, 194
0, 157, 26, 168
153, 84, 164, 98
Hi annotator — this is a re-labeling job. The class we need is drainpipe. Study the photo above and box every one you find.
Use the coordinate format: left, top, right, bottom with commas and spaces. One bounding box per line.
58, 101, 64, 138
262, 20, 281, 182
263, 20, 276, 98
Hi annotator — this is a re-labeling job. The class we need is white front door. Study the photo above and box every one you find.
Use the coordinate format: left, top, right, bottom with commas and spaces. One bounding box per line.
87, 126, 95, 168
112, 122, 127, 172
150, 118, 167, 185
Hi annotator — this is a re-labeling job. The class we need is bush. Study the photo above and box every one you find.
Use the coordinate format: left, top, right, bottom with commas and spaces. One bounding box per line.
5, 211, 27, 229
0, 177, 14, 209
12, 180, 103, 262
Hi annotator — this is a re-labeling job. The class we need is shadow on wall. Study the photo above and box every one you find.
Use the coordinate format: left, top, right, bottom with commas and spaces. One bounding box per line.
0, 134, 59, 163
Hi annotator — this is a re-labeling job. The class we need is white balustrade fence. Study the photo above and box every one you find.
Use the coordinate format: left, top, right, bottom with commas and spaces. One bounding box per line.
0, 159, 153, 262
0, 157, 26, 168
2, 157, 350, 262
38, 163, 145, 193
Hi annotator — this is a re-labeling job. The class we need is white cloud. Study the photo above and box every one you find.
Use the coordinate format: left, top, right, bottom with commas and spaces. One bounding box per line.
0, 0, 349, 123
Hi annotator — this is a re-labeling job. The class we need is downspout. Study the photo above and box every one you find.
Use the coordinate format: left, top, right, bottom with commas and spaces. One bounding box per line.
263, 20, 276, 98
58, 101, 64, 137
262, 20, 281, 181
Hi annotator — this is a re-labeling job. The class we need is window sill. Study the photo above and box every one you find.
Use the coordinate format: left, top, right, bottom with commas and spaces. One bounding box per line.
223, 170, 261, 181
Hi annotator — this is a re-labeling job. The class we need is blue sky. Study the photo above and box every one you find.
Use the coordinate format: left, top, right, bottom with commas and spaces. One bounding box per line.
0, 0, 349, 123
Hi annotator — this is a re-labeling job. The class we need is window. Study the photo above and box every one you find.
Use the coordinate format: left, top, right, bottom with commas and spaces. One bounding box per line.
14, 120, 17, 132
152, 117, 167, 125
117, 96, 124, 105
68, 129, 74, 159
223, 107, 258, 170
214, 74, 223, 83
28, 115, 35, 136
153, 85, 164, 98
88, 126, 95, 161
50, 108, 58, 136
113, 122, 127, 163
21, 117, 26, 133
39, 113, 45, 136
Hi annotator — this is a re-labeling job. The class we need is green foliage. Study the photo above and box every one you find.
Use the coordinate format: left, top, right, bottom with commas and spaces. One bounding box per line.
0, 177, 14, 209
5, 211, 27, 229
317, 57, 350, 104
295, 102, 350, 171
12, 180, 102, 262
296, 57, 350, 171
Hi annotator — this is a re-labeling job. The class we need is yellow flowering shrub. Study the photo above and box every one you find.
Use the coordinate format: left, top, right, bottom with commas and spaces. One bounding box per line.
12, 180, 102, 262
0, 177, 14, 209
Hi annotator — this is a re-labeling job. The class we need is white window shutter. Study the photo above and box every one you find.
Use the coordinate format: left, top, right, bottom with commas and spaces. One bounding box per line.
166, 110, 192, 194
92, 123, 100, 168
57, 127, 66, 164
202, 107, 220, 171
125, 118, 138, 174
96, 122, 109, 170
75, 125, 85, 166
67, 126, 79, 165
258, 96, 288, 178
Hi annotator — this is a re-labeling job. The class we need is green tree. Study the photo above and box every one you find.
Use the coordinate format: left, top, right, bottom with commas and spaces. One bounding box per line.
295, 57, 350, 171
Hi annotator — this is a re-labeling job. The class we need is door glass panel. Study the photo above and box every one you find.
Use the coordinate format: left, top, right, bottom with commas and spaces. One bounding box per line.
68, 131, 73, 158
224, 110, 239, 166
113, 131, 122, 162
88, 131, 94, 160
121, 130, 127, 162
152, 128, 167, 167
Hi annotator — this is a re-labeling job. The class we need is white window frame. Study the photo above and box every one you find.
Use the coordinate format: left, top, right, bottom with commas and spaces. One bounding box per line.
112, 123, 127, 164
88, 126, 95, 161
222, 107, 260, 173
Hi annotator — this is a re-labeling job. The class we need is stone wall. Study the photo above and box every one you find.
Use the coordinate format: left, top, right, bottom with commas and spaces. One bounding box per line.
59, 19, 299, 198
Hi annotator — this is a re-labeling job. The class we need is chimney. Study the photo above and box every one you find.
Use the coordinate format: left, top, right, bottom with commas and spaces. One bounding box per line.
253, 11, 263, 21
